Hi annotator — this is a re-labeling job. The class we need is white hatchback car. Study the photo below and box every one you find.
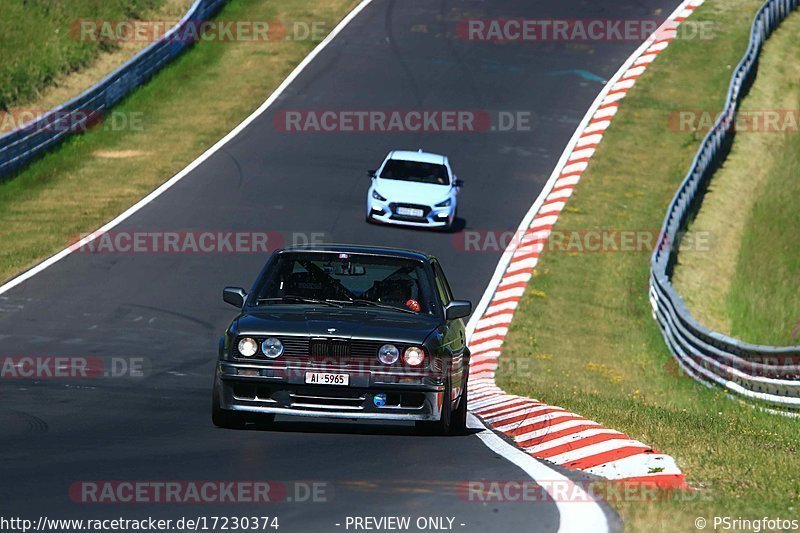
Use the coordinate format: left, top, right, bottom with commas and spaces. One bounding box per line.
366, 150, 462, 230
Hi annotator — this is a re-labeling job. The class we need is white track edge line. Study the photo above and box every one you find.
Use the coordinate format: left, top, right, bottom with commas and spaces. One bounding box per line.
468, 414, 610, 533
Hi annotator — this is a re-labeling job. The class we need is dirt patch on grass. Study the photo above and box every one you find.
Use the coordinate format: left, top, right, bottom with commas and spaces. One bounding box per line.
92, 150, 150, 159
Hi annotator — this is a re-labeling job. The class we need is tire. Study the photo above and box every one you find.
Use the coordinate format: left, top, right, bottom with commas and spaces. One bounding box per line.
443, 210, 459, 233
416, 380, 452, 435
450, 372, 468, 435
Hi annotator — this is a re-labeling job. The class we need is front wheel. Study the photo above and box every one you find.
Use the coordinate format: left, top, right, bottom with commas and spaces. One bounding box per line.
450, 373, 468, 434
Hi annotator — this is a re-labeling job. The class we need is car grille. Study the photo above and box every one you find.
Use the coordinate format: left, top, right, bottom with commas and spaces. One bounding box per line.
310, 338, 350, 358
278, 336, 310, 357
350, 340, 382, 357
309, 339, 396, 361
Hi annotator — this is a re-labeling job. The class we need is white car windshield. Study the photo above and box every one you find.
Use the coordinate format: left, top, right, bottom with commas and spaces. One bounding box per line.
380, 159, 449, 185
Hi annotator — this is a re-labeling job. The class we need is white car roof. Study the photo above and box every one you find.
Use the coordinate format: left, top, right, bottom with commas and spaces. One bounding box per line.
388, 150, 446, 165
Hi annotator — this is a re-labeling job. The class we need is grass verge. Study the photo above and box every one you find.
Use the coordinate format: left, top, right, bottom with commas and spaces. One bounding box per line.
672, 12, 800, 345
497, 1, 800, 530
0, 0, 168, 110
1, 0, 194, 134
0, 0, 356, 283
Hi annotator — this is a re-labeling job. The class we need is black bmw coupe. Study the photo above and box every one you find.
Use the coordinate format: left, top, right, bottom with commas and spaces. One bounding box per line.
212, 244, 473, 434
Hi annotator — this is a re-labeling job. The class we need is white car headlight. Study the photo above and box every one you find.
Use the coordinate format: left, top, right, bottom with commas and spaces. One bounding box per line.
261, 337, 284, 358
372, 190, 387, 201
378, 344, 400, 365
435, 198, 452, 207
403, 346, 425, 366
237, 337, 258, 357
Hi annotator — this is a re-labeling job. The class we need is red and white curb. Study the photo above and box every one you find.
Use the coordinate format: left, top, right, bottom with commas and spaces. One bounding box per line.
466, 0, 704, 489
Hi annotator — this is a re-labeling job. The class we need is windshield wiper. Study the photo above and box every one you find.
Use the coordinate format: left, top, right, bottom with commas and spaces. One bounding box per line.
256, 296, 343, 308
336, 298, 418, 314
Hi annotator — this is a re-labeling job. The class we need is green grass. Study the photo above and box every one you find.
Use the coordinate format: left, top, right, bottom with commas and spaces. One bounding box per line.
496, 1, 800, 530
672, 11, 800, 346
0, 0, 169, 110
729, 124, 800, 345
0, 0, 355, 283
718, 13, 800, 346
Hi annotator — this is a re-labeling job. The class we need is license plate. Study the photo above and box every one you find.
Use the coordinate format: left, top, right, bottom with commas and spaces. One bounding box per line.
305, 372, 349, 386
397, 207, 424, 217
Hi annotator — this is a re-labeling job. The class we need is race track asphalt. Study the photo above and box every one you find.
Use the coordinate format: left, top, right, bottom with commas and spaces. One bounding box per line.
0, 1, 681, 531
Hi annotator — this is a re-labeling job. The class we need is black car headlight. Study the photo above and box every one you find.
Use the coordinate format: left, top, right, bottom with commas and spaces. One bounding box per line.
435, 198, 452, 208
237, 337, 258, 357
261, 337, 284, 358
372, 190, 387, 202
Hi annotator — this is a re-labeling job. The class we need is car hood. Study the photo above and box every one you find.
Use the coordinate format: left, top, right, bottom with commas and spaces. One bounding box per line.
372, 179, 452, 205
236, 307, 440, 344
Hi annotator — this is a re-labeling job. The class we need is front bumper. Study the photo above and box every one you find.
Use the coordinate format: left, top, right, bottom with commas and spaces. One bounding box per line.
215, 361, 445, 421
367, 200, 454, 228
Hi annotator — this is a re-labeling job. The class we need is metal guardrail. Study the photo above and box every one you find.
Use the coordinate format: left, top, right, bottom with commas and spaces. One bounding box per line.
650, 0, 800, 414
0, 0, 228, 180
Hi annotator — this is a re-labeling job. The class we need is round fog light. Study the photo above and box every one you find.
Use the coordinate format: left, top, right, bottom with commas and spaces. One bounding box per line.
378, 344, 400, 365
403, 346, 425, 366
238, 337, 258, 357
373, 393, 387, 407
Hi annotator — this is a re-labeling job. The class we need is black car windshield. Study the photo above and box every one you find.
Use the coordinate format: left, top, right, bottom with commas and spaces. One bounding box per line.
380, 159, 449, 185
252, 252, 436, 314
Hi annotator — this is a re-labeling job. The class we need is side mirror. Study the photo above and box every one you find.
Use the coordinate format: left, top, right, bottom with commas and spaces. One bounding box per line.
445, 300, 472, 320
367, 170, 377, 178
453, 178, 464, 187
223, 287, 247, 309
